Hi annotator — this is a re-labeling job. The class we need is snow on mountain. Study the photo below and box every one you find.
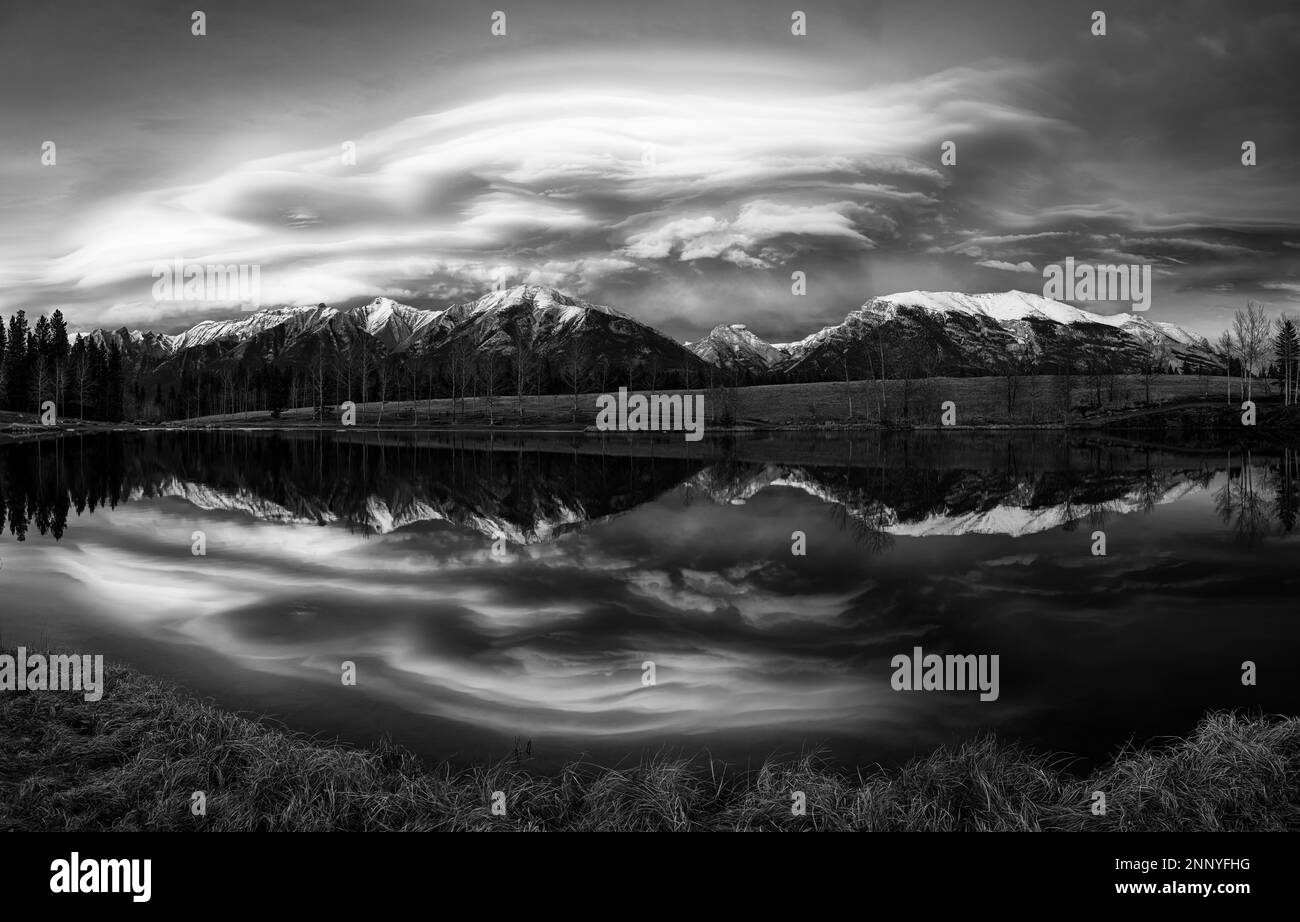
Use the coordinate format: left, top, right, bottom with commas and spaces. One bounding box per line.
145, 470, 598, 544
458, 285, 631, 322
346, 297, 447, 350
881, 479, 1204, 537
868, 290, 1122, 326
687, 323, 786, 375
167, 303, 341, 352
92, 285, 714, 395
90, 285, 1218, 387
147, 456, 1212, 547
778, 290, 1219, 378
689, 463, 1209, 539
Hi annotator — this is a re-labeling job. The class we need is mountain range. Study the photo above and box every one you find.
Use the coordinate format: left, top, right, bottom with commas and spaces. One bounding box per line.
88, 285, 1220, 391
688, 290, 1217, 379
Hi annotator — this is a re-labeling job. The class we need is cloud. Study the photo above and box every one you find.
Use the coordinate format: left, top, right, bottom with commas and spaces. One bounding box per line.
2, 0, 1298, 344
976, 259, 1038, 273
1, 62, 1070, 330
622, 200, 877, 267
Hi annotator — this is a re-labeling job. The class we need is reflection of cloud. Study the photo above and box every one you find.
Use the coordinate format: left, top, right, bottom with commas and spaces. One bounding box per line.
4, 452, 1292, 760
6, 493, 926, 739
624, 566, 865, 623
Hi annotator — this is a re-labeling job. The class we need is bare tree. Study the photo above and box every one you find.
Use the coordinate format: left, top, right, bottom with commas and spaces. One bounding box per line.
74, 337, 92, 418
308, 340, 326, 416
374, 342, 391, 424
413, 356, 425, 425
1232, 301, 1270, 401
560, 341, 591, 423
1056, 328, 1081, 420
871, 323, 889, 419
31, 351, 49, 413
357, 339, 373, 410
332, 347, 349, 406
1140, 339, 1171, 405
646, 354, 662, 391
999, 342, 1030, 414
507, 319, 535, 421
840, 348, 854, 420
449, 338, 476, 421
476, 352, 504, 424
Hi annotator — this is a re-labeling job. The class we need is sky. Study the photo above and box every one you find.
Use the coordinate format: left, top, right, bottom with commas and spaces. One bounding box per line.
1, 0, 1297, 343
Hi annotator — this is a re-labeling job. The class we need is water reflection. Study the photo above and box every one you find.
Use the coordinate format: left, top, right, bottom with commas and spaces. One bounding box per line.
8, 432, 1299, 545
2, 430, 1299, 767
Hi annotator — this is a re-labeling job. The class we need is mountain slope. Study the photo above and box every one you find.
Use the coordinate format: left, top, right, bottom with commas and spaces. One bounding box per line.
102, 286, 713, 396
778, 290, 1217, 380
88, 287, 1220, 404
687, 324, 787, 378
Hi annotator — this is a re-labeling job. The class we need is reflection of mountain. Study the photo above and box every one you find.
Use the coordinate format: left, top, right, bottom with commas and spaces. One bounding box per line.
688, 463, 1206, 537
3, 431, 1296, 546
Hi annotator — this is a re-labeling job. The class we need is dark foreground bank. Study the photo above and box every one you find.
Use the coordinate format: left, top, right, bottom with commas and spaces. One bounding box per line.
1, 655, 1297, 831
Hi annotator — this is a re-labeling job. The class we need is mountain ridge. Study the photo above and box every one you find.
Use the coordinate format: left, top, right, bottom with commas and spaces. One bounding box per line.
80, 285, 1221, 400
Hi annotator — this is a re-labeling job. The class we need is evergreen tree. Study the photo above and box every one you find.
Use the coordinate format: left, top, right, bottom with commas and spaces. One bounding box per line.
1272, 316, 1298, 406
105, 342, 124, 420
30, 314, 53, 410
4, 311, 29, 412
50, 309, 70, 411
89, 337, 107, 419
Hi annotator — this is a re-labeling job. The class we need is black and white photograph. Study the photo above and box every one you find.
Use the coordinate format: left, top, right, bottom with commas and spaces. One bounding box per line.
0, 0, 1296, 901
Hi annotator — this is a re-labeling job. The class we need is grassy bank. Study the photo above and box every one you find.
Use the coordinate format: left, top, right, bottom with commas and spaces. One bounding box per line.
179, 374, 1247, 430
3, 375, 1287, 440
2, 654, 1296, 831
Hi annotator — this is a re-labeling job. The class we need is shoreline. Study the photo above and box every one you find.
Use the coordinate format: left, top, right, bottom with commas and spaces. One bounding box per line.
2, 408, 1295, 440
6, 373, 1292, 445
1, 651, 1296, 831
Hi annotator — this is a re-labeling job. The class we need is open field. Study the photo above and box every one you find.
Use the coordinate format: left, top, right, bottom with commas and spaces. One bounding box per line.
2, 375, 1286, 447
1, 651, 1296, 832
178, 374, 1256, 429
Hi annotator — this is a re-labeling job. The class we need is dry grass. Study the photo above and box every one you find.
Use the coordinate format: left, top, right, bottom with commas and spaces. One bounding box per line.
3, 654, 1296, 831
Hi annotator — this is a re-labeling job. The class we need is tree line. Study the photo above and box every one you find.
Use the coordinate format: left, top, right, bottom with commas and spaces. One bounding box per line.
0, 300, 1297, 423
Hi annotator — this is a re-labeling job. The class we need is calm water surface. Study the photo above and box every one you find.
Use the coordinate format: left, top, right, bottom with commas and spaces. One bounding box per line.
2, 429, 1298, 770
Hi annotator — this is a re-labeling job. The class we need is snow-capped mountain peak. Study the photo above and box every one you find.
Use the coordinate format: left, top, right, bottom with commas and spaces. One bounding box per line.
864, 290, 1121, 326
688, 322, 787, 373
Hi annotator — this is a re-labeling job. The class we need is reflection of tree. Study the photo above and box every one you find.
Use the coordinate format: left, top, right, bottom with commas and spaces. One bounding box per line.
0, 432, 706, 544
1135, 467, 1174, 516
1273, 448, 1299, 534
828, 495, 894, 555
1085, 502, 1111, 530
1214, 451, 1272, 547
1, 441, 71, 541
11, 433, 1300, 552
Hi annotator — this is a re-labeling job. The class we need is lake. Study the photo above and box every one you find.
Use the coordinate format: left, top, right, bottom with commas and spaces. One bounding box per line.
2, 428, 1298, 771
